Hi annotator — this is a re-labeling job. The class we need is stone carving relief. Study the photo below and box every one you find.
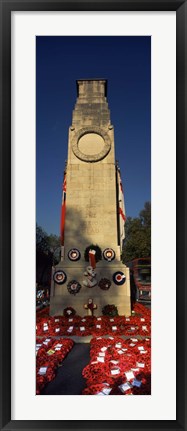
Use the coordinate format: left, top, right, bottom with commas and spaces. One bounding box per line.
71, 126, 111, 162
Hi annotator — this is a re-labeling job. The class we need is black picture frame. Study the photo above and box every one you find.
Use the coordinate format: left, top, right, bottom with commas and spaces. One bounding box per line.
0, 1, 186, 430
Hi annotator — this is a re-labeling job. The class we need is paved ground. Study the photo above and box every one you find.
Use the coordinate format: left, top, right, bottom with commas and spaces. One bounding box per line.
41, 343, 90, 395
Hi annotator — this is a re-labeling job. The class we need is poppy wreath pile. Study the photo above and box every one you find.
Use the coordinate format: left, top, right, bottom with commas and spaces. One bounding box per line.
67, 280, 81, 295
82, 336, 151, 395
36, 306, 50, 317
74, 316, 96, 337
102, 248, 115, 262
98, 278, 111, 291
36, 304, 151, 337
67, 248, 81, 261
53, 270, 67, 284
36, 315, 79, 337
102, 304, 118, 317
133, 302, 151, 318
63, 307, 76, 318
36, 337, 74, 394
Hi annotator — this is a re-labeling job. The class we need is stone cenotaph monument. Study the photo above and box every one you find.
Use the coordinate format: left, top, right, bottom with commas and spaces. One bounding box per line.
50, 79, 131, 316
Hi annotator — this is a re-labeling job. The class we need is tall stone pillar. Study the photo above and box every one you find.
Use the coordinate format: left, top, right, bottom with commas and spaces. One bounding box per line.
50, 79, 131, 316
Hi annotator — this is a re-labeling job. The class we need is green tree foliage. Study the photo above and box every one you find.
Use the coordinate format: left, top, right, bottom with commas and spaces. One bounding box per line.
47, 234, 61, 264
36, 225, 49, 254
36, 225, 61, 262
122, 202, 151, 264
36, 225, 61, 285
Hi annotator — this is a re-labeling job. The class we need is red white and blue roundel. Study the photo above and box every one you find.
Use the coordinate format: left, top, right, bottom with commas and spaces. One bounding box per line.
68, 248, 81, 261
113, 271, 126, 285
103, 248, 115, 262
53, 270, 67, 284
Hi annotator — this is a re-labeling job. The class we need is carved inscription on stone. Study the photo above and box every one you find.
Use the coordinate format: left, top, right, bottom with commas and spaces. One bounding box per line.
84, 209, 97, 219
85, 221, 100, 234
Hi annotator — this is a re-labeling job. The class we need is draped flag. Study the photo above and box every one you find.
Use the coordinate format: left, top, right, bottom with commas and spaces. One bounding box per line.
89, 249, 96, 269
60, 172, 66, 246
116, 166, 126, 250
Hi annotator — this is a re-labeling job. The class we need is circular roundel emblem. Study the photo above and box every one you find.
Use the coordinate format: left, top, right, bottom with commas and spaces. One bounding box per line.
68, 248, 81, 261
103, 248, 115, 262
113, 271, 126, 285
53, 270, 67, 284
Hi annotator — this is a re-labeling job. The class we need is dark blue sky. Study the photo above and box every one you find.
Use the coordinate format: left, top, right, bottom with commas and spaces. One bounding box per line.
36, 36, 151, 236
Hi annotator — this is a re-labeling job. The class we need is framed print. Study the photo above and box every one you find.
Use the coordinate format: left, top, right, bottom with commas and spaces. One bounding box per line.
0, 0, 186, 430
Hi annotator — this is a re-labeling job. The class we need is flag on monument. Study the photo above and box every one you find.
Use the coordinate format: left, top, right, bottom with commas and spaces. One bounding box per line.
89, 250, 96, 269
60, 172, 66, 246
117, 166, 126, 249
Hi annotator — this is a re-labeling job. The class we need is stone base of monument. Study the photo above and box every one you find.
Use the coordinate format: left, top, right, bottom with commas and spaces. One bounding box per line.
50, 261, 131, 317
